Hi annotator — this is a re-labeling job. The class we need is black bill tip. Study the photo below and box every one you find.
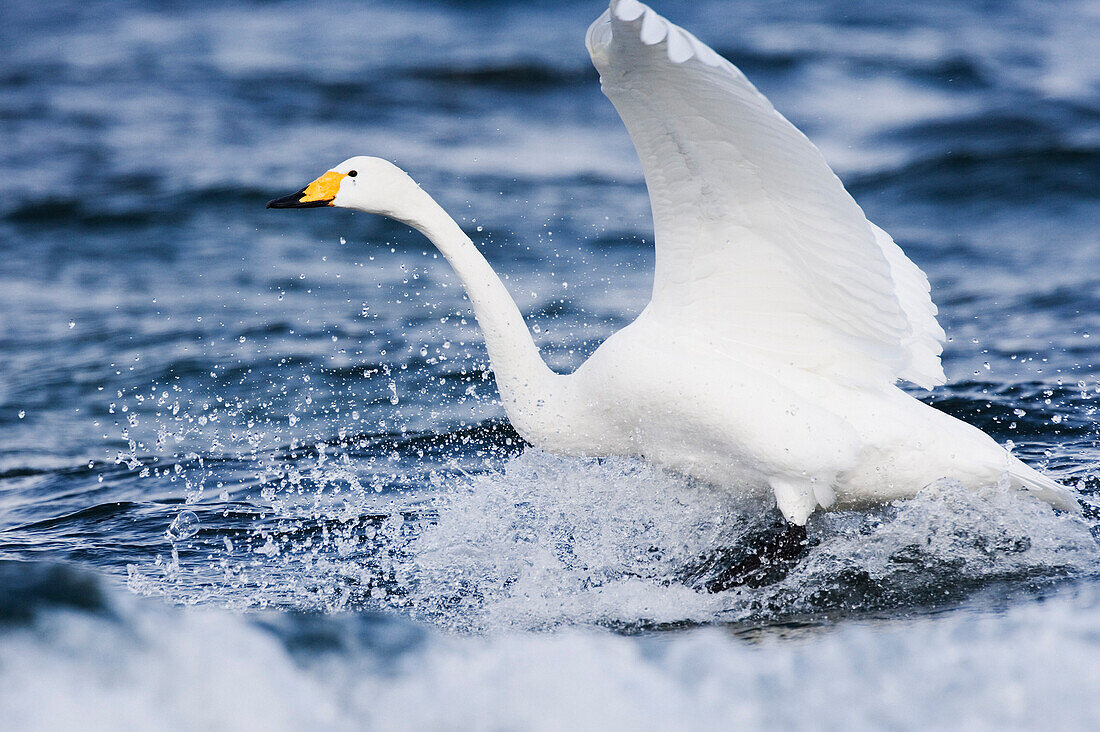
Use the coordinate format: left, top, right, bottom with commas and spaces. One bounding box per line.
267, 190, 332, 209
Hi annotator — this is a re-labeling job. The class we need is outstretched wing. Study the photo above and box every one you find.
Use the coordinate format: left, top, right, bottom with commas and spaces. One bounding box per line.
587, 0, 945, 389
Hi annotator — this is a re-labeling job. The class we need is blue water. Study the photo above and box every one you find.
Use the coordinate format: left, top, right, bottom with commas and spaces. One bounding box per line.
2, 0, 1100, 727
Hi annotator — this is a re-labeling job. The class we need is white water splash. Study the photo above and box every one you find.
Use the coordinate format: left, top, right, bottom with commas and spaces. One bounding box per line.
382, 449, 1100, 631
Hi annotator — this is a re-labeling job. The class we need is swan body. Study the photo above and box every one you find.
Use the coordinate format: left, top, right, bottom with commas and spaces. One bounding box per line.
269, 0, 1079, 525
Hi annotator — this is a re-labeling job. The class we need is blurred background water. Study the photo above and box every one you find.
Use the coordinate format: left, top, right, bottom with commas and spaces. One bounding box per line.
2, 0, 1100, 728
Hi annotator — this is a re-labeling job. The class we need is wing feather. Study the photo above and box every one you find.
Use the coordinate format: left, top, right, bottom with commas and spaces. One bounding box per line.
587, 1, 946, 388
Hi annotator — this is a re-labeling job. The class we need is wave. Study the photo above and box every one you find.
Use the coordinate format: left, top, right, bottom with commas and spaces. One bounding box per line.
850, 143, 1100, 203
6, 557, 1100, 730
407, 61, 595, 90
0, 185, 276, 229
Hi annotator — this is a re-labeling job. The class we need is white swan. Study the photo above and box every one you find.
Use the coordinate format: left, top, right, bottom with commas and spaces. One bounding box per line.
269, 0, 1079, 527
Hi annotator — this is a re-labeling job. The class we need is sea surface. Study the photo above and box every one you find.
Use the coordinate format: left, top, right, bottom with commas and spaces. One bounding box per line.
2, 0, 1100, 728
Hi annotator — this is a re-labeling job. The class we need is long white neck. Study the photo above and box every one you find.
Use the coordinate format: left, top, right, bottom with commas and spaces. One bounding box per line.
383, 185, 565, 443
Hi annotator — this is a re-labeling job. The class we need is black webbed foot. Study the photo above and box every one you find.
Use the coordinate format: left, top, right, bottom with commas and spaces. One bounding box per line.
681, 518, 810, 593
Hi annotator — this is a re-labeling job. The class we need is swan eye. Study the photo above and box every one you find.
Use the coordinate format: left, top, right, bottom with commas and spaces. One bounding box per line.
347, 170, 357, 177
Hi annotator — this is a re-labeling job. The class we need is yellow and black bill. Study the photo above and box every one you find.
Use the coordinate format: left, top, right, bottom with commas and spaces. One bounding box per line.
267, 171, 345, 209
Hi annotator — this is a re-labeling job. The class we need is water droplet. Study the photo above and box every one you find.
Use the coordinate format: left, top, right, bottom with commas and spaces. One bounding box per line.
256, 537, 279, 557
166, 510, 200, 541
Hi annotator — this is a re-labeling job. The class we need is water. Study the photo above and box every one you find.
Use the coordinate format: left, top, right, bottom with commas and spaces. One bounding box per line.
2, 0, 1099, 727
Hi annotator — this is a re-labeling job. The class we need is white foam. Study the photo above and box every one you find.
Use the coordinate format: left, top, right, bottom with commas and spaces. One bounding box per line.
378, 449, 1098, 632
5, 577, 1100, 730
352, 590, 1100, 730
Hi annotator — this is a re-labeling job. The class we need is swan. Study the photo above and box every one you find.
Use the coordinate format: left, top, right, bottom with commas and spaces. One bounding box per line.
268, 0, 1079, 531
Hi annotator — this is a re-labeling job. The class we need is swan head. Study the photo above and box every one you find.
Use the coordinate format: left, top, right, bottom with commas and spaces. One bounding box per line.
267, 156, 422, 219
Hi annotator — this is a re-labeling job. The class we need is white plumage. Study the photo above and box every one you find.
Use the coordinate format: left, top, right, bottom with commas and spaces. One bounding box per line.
270, 0, 1079, 526
588, 0, 945, 391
